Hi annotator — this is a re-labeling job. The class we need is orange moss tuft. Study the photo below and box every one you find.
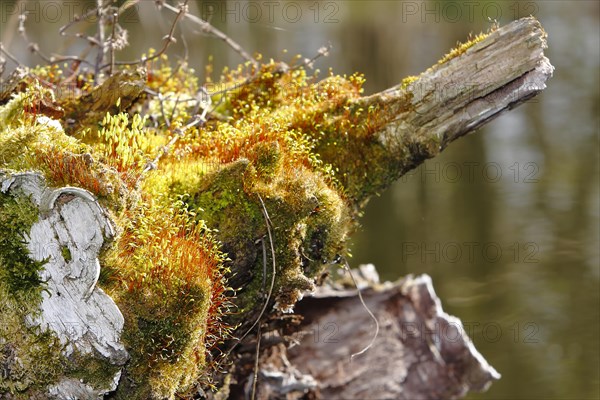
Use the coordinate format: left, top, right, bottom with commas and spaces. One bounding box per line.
102, 200, 231, 398
35, 150, 113, 197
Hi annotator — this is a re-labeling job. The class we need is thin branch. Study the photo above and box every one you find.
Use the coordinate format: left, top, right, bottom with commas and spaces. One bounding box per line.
161, 1, 258, 69
26, 44, 95, 69
179, 24, 190, 63
0, 44, 23, 68
141, 113, 204, 175
18, 8, 29, 43
260, 238, 267, 290
138, 84, 212, 178
154, 90, 171, 127
59, 6, 99, 37
109, 10, 118, 75
292, 44, 332, 71
168, 93, 182, 124
94, 0, 107, 80
58, 6, 105, 68
199, 43, 331, 100
100, 0, 189, 70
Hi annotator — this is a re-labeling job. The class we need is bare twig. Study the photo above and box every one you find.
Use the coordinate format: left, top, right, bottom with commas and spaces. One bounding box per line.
179, 26, 190, 63
18, 8, 29, 43
59, 6, 99, 37
142, 86, 203, 127
0, 44, 23, 68
138, 84, 212, 179
94, 0, 107, 80
161, 1, 258, 69
100, 0, 189, 70
109, 10, 118, 75
141, 113, 204, 175
168, 93, 182, 124
26, 43, 94, 69
201, 43, 331, 100
293, 44, 332, 71
155, 90, 171, 127
260, 238, 267, 290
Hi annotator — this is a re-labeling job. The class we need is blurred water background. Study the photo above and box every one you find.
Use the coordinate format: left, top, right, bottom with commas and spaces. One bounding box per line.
1, 1, 598, 399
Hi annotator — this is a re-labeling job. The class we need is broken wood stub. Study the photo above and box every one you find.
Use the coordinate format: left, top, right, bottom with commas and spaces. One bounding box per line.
252, 274, 501, 400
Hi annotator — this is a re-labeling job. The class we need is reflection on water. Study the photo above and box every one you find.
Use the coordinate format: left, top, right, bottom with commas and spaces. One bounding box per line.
1, 1, 598, 399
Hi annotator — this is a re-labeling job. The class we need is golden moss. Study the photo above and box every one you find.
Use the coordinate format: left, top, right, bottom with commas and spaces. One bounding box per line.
1, 54, 398, 398
100, 199, 228, 399
437, 32, 489, 65
400, 75, 419, 90
0, 294, 65, 397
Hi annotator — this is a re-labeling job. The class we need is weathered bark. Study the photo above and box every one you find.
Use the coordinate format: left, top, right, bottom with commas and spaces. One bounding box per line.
302, 274, 499, 398
370, 17, 552, 150
236, 270, 500, 400
315, 17, 553, 204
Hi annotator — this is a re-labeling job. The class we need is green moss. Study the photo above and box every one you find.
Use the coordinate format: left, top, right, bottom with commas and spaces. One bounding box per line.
0, 36, 476, 395
0, 58, 375, 397
60, 246, 72, 263
0, 191, 47, 296
0, 89, 82, 171
66, 349, 122, 392
0, 304, 65, 397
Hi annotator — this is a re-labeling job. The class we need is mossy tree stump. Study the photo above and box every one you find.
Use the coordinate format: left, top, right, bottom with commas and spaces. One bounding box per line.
0, 17, 551, 399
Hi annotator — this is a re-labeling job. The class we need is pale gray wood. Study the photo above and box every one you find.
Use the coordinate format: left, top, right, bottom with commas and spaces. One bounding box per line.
367, 17, 552, 159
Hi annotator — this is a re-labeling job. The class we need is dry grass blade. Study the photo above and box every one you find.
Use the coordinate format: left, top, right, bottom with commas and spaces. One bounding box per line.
342, 257, 380, 361
250, 325, 262, 400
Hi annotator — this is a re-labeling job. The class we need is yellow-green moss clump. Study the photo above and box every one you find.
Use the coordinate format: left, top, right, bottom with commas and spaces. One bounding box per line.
0, 53, 404, 398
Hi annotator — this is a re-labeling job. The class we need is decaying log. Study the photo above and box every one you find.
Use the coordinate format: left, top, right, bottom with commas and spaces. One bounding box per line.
0, 172, 128, 399
226, 17, 551, 398
0, 16, 553, 399
242, 270, 500, 400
